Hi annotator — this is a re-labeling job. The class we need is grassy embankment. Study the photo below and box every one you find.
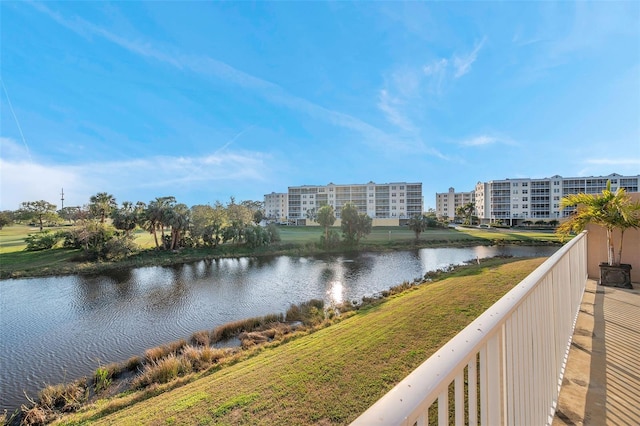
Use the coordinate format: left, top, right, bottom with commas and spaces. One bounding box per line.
0, 224, 561, 279
51, 257, 545, 425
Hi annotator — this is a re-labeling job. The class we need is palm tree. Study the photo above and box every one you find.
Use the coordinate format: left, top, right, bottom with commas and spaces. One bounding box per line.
111, 201, 138, 237
89, 192, 117, 224
165, 203, 190, 250
456, 202, 475, 226
558, 180, 640, 266
407, 214, 428, 240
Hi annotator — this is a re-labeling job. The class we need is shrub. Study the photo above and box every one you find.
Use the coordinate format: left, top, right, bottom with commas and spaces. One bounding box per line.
126, 356, 143, 372
144, 339, 187, 362
200, 346, 225, 364
320, 230, 341, 248
24, 231, 61, 251
190, 330, 210, 347
37, 381, 87, 412
94, 367, 112, 393
144, 346, 169, 363
167, 339, 188, 354
239, 332, 269, 348
211, 314, 284, 343
20, 406, 46, 426
181, 345, 225, 371
266, 223, 281, 242
132, 355, 191, 389
285, 299, 325, 325
102, 235, 137, 261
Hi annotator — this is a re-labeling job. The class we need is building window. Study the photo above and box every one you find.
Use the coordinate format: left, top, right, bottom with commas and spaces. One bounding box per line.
522, 190, 528, 194
523, 204, 528, 208
513, 204, 519, 208
522, 197, 528, 201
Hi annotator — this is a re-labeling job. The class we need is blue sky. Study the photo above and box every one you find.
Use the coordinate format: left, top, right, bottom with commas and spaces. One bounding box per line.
1, 1, 639, 211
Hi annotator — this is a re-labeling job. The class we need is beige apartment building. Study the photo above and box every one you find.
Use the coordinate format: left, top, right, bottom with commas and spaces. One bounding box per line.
264, 192, 288, 222
475, 173, 639, 226
435, 187, 475, 221
287, 181, 423, 226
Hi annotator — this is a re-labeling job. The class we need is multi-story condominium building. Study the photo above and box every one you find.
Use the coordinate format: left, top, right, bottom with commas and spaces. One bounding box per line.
474, 173, 639, 225
263, 192, 288, 222
435, 187, 475, 221
287, 181, 423, 225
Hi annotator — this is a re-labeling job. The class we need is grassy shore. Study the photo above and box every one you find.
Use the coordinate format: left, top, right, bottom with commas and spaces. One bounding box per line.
0, 224, 561, 279
49, 257, 544, 425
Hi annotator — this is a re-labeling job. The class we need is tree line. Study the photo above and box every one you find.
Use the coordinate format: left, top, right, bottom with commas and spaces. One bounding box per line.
2, 193, 274, 259
2, 193, 437, 260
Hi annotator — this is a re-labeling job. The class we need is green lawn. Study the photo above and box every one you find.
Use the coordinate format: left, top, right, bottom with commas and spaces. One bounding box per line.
53, 257, 544, 425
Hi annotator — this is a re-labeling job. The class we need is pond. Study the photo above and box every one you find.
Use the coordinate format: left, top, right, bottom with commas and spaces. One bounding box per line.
0, 245, 559, 413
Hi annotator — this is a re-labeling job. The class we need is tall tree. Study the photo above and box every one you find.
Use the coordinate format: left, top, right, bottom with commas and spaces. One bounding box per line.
165, 203, 190, 250
226, 198, 253, 244
316, 205, 336, 241
456, 202, 475, 225
0, 210, 14, 229
156, 196, 177, 249
191, 204, 215, 245
305, 208, 317, 223
58, 206, 82, 223
112, 201, 139, 237
142, 200, 162, 249
340, 203, 372, 244
408, 214, 428, 240
89, 192, 117, 223
208, 201, 228, 248
18, 200, 58, 231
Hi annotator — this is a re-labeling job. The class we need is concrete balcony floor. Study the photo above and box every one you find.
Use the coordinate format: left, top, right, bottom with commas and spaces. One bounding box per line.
553, 279, 640, 425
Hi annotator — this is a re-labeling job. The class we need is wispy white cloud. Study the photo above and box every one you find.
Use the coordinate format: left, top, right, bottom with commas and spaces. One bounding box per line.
461, 135, 499, 147
377, 89, 415, 133
0, 137, 270, 210
460, 134, 517, 147
453, 38, 486, 78
420, 37, 486, 97
422, 58, 449, 94
423, 58, 448, 76
29, 2, 391, 151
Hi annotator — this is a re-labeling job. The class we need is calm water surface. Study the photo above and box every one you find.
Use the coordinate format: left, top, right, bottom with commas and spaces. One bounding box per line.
0, 245, 558, 412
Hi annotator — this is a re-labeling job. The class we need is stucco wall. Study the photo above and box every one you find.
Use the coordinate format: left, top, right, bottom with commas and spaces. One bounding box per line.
586, 192, 640, 283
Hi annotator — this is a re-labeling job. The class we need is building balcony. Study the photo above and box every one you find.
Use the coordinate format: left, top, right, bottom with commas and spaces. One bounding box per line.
352, 220, 640, 425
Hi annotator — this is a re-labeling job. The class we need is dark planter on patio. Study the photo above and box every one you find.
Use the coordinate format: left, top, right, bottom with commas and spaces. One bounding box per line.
599, 263, 632, 289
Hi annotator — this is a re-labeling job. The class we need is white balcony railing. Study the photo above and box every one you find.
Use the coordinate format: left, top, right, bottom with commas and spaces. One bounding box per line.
352, 231, 587, 426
